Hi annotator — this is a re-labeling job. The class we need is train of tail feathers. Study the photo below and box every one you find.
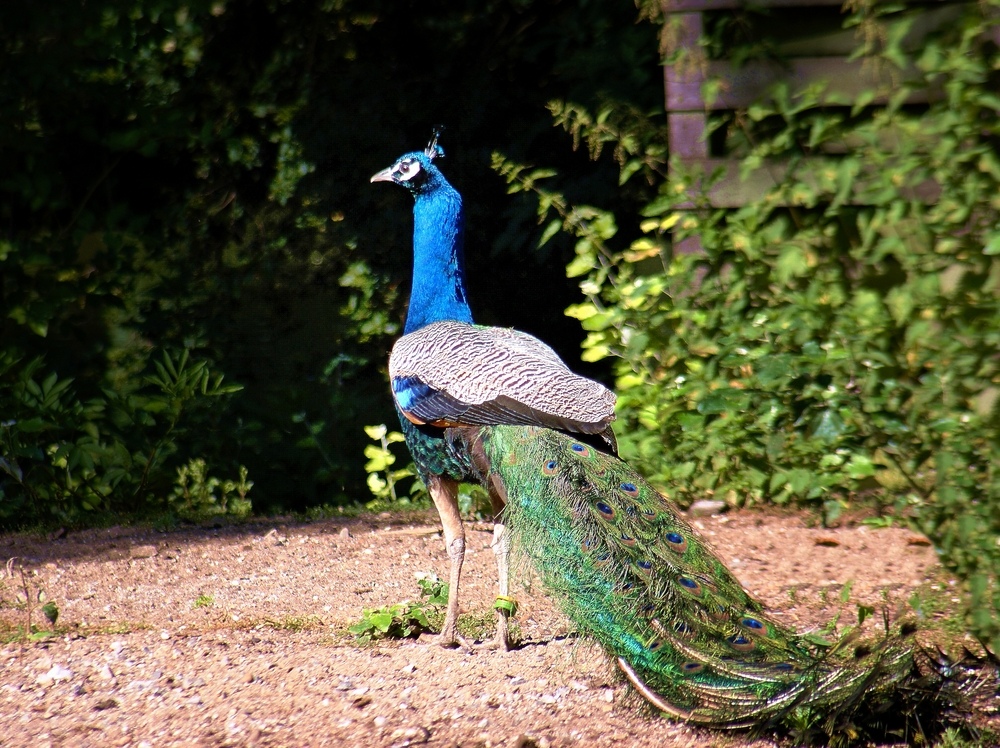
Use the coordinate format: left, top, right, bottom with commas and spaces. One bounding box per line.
369, 130, 996, 745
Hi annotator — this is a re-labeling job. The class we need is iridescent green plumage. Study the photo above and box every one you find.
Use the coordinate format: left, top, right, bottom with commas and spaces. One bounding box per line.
466, 425, 924, 733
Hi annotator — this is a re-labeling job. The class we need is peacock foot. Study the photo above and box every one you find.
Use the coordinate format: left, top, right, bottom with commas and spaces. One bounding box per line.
476, 632, 512, 652
477, 613, 513, 651
433, 628, 473, 652
478, 596, 516, 651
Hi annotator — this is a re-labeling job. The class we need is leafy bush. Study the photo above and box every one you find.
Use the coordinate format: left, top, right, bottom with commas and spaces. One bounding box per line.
0, 350, 241, 526
167, 459, 252, 520
499, 1, 1000, 651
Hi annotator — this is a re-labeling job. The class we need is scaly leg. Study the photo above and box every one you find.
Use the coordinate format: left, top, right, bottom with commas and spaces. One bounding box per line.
487, 475, 513, 650
489, 520, 513, 650
426, 475, 469, 649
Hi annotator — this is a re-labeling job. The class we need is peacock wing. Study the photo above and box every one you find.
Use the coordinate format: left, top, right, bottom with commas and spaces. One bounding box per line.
389, 320, 616, 442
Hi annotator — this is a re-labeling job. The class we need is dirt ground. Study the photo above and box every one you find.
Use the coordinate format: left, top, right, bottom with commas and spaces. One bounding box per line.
0, 508, 991, 748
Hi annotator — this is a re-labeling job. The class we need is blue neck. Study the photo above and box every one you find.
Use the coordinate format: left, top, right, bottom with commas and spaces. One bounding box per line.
404, 182, 474, 334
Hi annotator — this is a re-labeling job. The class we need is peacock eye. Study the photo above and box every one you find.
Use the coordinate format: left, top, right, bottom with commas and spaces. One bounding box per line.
395, 159, 421, 181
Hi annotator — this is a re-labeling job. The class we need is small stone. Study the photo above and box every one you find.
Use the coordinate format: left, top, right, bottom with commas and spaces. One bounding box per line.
389, 726, 429, 745
815, 536, 840, 547
688, 500, 727, 516
906, 534, 932, 547
130, 545, 157, 559
336, 678, 354, 691
93, 698, 118, 711
373, 715, 388, 727
37, 664, 73, 686
339, 527, 353, 539
351, 686, 372, 708
400, 663, 416, 674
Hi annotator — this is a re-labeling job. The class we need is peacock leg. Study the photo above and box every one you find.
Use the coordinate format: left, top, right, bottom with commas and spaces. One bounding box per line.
484, 474, 512, 650
426, 475, 469, 649
488, 520, 512, 650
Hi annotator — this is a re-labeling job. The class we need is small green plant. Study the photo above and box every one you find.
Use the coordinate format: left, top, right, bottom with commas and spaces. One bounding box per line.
259, 615, 325, 632
2, 558, 59, 645
167, 460, 252, 520
907, 577, 970, 640
458, 483, 493, 521
362, 424, 426, 505
457, 610, 504, 642
861, 516, 896, 529
933, 726, 1000, 748
348, 578, 448, 643
193, 594, 214, 608
785, 706, 822, 746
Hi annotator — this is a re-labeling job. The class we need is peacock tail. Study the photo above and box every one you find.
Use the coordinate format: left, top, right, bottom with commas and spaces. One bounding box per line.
471, 424, 922, 731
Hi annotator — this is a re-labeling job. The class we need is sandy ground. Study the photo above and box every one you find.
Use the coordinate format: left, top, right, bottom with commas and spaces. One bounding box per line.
0, 508, 991, 748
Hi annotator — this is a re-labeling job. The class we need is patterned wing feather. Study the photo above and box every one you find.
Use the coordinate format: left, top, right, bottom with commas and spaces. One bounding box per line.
390, 321, 616, 438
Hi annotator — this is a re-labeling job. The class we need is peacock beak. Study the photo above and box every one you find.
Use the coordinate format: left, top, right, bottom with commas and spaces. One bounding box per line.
370, 166, 396, 184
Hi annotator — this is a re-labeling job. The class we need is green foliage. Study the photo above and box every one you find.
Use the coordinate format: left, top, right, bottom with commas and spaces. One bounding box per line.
0, 349, 241, 526
362, 424, 426, 506
457, 483, 493, 521
908, 578, 970, 641
499, 2, 1000, 652
1, 559, 60, 644
934, 727, 1000, 748
456, 609, 505, 642
167, 459, 252, 520
257, 615, 324, 633
193, 594, 214, 609
347, 577, 447, 644
41, 601, 59, 627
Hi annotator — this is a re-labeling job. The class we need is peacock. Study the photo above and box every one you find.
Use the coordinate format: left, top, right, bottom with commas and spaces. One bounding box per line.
370, 132, 990, 741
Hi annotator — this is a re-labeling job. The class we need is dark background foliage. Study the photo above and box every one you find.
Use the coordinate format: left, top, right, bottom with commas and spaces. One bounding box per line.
0, 0, 658, 519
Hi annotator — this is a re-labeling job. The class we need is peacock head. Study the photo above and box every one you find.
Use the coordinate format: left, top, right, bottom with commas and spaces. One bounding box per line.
370, 129, 450, 196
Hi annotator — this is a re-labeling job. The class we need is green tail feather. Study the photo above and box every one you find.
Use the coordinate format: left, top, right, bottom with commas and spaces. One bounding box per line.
476, 424, 923, 732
